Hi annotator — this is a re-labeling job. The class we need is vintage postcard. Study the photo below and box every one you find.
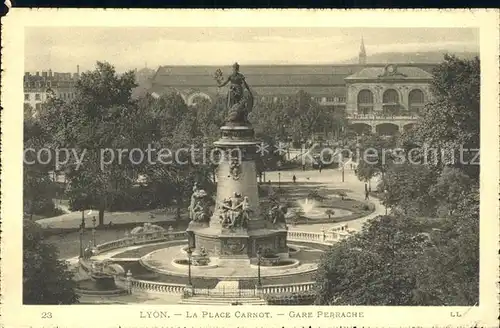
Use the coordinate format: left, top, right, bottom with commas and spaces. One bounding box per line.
1, 8, 499, 328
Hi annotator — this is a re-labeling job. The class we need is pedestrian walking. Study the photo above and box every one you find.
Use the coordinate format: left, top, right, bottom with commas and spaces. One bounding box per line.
365, 190, 369, 200
319, 164, 322, 173
292, 175, 296, 183
302, 164, 306, 171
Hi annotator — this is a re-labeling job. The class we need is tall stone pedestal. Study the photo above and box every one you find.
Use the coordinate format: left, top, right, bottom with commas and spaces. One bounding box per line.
187, 122, 288, 259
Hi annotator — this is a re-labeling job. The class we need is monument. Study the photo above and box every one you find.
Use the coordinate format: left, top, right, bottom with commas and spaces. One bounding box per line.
186, 63, 288, 261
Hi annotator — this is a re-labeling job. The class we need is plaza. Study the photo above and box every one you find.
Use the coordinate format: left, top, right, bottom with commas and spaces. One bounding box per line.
37, 164, 383, 305
19, 25, 481, 310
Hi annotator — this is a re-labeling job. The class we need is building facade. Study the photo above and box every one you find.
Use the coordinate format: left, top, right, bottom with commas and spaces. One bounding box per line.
345, 64, 433, 135
146, 42, 438, 137
24, 68, 80, 112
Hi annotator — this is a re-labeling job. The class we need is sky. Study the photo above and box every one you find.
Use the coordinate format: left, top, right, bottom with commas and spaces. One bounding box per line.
25, 27, 479, 73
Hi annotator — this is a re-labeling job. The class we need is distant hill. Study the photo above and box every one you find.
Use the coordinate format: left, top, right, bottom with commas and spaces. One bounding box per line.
342, 51, 479, 64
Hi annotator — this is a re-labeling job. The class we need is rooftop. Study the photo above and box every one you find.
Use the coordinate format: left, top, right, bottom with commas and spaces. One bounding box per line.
151, 63, 437, 88
344, 65, 433, 81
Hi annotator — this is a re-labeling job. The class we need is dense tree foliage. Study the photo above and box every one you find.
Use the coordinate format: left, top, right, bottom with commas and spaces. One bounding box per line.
38, 62, 144, 225
23, 220, 79, 304
355, 135, 397, 183
414, 54, 480, 180
24, 104, 60, 218
379, 163, 437, 217
317, 55, 479, 306
315, 216, 429, 305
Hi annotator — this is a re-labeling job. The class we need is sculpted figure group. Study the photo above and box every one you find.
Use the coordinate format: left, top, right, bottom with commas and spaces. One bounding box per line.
219, 192, 252, 229
267, 203, 287, 227
188, 183, 212, 223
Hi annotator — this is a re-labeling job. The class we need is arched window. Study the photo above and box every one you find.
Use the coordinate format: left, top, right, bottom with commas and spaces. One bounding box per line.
408, 89, 425, 114
357, 89, 374, 115
382, 89, 400, 115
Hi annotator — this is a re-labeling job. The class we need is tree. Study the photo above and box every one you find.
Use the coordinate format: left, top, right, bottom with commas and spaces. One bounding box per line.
355, 134, 397, 183
138, 92, 215, 218
24, 104, 58, 218
412, 189, 479, 305
335, 191, 347, 201
379, 163, 438, 217
192, 96, 225, 143
414, 55, 480, 180
315, 215, 428, 305
325, 209, 335, 219
429, 167, 474, 217
285, 90, 330, 143
23, 220, 79, 304
41, 62, 141, 225
24, 103, 34, 118
315, 209, 479, 306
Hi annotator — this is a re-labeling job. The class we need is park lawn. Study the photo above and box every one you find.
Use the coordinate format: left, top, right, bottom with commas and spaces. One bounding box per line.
45, 228, 130, 259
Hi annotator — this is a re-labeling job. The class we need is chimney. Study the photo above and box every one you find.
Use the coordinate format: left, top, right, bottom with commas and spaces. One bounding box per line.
77, 65, 80, 76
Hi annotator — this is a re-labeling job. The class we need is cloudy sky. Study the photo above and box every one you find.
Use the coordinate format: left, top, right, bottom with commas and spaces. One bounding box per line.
25, 27, 479, 73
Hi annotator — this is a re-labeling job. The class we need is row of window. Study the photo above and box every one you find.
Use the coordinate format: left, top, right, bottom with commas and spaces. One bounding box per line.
25, 93, 42, 101
24, 92, 76, 101
25, 81, 52, 88
25, 81, 76, 88
357, 89, 425, 105
357, 104, 424, 115
260, 96, 347, 104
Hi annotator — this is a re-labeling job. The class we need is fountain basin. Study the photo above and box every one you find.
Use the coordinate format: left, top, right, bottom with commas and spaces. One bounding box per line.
76, 279, 128, 296
90, 273, 117, 290
171, 258, 219, 269
138, 245, 317, 279
250, 258, 300, 269
288, 207, 353, 220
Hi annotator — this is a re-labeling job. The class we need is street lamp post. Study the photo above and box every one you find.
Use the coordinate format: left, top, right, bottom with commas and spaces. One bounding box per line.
278, 172, 281, 189
187, 246, 193, 286
384, 189, 388, 215
79, 209, 86, 258
92, 216, 97, 247
79, 223, 84, 258
341, 163, 345, 183
256, 247, 262, 288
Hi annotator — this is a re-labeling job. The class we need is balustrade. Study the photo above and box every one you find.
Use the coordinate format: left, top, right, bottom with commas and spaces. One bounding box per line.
347, 113, 419, 120
130, 279, 185, 294
287, 231, 325, 242
262, 282, 315, 295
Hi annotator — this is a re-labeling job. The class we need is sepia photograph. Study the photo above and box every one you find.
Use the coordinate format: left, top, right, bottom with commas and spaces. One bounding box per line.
1, 8, 499, 328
